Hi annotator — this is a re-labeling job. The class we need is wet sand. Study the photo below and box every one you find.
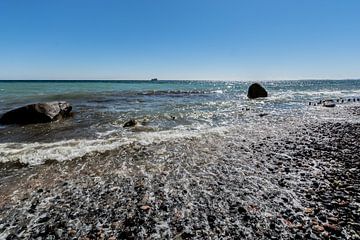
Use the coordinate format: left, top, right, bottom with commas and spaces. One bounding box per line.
0, 106, 359, 239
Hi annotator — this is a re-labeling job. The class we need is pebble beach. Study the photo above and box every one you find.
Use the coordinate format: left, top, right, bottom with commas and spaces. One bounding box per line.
1, 103, 359, 239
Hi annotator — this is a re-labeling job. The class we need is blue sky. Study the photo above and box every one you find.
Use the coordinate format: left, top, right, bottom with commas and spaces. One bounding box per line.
0, 0, 360, 80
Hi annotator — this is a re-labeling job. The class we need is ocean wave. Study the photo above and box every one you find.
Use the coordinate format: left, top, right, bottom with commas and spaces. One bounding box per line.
0, 125, 231, 166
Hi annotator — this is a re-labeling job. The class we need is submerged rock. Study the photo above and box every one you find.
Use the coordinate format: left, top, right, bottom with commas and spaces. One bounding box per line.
0, 101, 72, 125
247, 83, 268, 99
123, 119, 137, 128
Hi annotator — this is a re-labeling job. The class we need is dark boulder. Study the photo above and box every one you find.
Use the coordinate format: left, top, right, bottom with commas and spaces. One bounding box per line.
0, 101, 72, 125
123, 119, 137, 128
247, 83, 268, 99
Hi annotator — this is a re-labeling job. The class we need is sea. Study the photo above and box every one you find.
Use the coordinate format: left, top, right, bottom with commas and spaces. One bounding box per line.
0, 79, 360, 166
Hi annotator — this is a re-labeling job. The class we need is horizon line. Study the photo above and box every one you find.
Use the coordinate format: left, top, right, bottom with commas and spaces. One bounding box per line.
1, 78, 360, 82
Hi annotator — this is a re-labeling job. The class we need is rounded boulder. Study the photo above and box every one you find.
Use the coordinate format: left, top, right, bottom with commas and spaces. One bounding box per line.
247, 83, 268, 99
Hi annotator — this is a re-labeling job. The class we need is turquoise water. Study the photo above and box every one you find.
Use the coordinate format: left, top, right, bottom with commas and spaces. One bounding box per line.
1, 80, 360, 117
0, 80, 360, 165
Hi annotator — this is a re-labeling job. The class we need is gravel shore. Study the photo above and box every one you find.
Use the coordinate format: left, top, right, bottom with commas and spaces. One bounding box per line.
1, 106, 359, 239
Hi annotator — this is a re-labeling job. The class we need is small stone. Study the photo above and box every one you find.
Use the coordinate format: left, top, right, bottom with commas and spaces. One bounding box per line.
323, 223, 341, 234
278, 179, 286, 187
68, 229, 77, 236
327, 217, 338, 223
37, 214, 49, 223
312, 224, 324, 233
238, 206, 247, 214
140, 205, 151, 211
318, 214, 326, 222
243, 214, 250, 221
270, 222, 276, 229
304, 208, 313, 214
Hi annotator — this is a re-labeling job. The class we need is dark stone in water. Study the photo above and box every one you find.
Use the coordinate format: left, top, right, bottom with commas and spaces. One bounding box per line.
323, 100, 336, 108
247, 83, 268, 99
123, 119, 137, 128
0, 101, 72, 125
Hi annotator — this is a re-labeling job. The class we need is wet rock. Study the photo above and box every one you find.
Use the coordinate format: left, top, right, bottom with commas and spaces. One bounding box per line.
278, 178, 286, 187
0, 101, 72, 125
123, 119, 137, 128
323, 100, 335, 108
238, 206, 247, 214
323, 223, 341, 234
37, 213, 50, 223
312, 224, 324, 233
247, 83, 268, 99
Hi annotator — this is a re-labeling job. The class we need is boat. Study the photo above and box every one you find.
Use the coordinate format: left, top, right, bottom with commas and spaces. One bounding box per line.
150, 78, 158, 82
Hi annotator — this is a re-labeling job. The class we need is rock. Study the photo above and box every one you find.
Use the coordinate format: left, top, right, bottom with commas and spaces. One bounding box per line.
247, 83, 268, 99
259, 113, 269, 117
0, 101, 72, 125
312, 224, 324, 233
304, 208, 313, 214
323, 100, 336, 108
123, 119, 137, 128
139, 205, 151, 211
37, 213, 50, 223
238, 206, 247, 214
323, 223, 341, 234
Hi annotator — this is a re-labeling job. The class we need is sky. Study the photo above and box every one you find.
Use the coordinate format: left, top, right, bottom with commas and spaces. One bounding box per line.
0, 0, 360, 80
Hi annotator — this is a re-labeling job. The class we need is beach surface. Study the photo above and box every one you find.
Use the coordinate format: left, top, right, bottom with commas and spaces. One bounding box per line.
0, 106, 359, 239
0, 80, 360, 239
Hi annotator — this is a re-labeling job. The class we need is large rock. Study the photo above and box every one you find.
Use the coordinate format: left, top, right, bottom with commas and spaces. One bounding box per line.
0, 101, 72, 125
247, 83, 268, 99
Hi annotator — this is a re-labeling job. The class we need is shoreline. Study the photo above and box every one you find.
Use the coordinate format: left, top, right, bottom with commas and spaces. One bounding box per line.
0, 107, 359, 239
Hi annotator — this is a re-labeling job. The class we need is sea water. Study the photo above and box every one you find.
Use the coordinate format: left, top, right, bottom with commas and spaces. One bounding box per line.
0, 79, 360, 165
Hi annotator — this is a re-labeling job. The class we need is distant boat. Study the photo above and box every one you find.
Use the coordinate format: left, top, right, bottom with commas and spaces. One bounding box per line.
150, 78, 158, 82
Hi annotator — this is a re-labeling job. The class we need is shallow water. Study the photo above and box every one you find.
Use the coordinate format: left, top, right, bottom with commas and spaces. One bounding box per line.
0, 79, 360, 165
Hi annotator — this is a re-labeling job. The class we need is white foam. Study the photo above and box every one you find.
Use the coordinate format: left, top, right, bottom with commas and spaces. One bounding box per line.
211, 89, 223, 94
0, 138, 131, 165
0, 125, 231, 166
